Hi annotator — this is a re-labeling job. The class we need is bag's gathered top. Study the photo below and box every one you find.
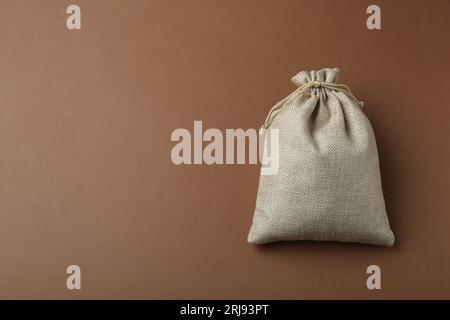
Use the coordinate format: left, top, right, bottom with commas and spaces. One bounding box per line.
262, 68, 363, 129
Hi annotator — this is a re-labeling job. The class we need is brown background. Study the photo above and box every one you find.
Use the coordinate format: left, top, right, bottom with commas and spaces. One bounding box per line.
0, 0, 449, 299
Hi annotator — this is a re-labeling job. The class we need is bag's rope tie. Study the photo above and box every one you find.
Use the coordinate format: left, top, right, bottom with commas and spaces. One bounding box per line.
262, 80, 363, 129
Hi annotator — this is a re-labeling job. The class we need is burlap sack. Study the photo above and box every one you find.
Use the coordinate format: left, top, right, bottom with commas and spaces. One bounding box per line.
248, 67, 394, 246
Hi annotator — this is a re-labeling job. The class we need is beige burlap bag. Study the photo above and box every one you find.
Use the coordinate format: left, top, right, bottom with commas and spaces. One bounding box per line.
248, 68, 394, 246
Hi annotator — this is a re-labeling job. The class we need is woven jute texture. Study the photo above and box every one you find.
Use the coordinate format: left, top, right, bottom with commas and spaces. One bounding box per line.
248, 68, 395, 246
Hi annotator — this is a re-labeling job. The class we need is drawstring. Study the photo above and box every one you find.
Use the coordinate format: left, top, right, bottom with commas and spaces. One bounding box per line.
262, 80, 363, 129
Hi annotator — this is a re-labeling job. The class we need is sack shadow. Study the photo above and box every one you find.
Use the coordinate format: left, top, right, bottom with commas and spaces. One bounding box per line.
252, 238, 399, 254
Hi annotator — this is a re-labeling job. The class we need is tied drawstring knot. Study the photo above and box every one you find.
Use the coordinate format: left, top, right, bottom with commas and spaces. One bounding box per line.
262, 80, 363, 129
